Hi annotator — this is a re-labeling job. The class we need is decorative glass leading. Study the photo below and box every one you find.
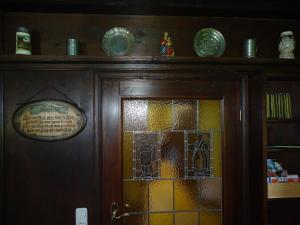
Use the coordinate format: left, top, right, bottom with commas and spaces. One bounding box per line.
133, 132, 161, 179
122, 99, 222, 225
185, 131, 212, 178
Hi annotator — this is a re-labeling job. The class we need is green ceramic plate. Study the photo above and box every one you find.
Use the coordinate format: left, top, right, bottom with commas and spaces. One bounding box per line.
193, 28, 226, 57
102, 27, 135, 56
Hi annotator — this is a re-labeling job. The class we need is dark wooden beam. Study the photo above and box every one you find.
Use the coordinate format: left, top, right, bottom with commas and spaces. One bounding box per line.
0, 11, 3, 54
248, 74, 267, 225
0, 71, 4, 225
1, 0, 300, 18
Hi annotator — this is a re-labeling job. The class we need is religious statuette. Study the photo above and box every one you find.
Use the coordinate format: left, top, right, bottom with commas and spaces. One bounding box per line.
278, 31, 295, 59
243, 38, 257, 58
15, 27, 31, 55
160, 32, 174, 56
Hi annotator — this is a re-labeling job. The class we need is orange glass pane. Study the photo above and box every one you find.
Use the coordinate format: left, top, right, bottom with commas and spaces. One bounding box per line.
199, 210, 222, 225
123, 181, 148, 212
149, 180, 173, 211
148, 100, 172, 131
124, 214, 148, 225
175, 212, 198, 225
149, 213, 173, 225
174, 179, 199, 211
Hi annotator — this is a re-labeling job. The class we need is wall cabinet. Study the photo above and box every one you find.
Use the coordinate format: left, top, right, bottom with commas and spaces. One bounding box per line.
266, 79, 300, 225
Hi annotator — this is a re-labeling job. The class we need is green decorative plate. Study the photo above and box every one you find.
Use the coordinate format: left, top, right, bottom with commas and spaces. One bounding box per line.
102, 27, 135, 56
193, 28, 226, 57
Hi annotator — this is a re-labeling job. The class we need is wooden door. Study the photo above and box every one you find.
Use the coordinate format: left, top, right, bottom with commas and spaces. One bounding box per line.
102, 78, 243, 225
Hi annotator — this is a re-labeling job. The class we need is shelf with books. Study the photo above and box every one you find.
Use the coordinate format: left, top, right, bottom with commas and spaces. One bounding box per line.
265, 78, 300, 225
268, 182, 300, 199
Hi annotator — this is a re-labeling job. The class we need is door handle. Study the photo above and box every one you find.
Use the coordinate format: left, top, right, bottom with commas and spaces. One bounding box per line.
111, 202, 129, 225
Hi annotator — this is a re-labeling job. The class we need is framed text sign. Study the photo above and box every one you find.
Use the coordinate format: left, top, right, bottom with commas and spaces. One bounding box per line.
13, 100, 87, 141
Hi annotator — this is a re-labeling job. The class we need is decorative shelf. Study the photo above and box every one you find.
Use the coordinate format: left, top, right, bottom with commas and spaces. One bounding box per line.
267, 119, 300, 123
268, 182, 300, 199
0, 55, 300, 65
267, 146, 300, 153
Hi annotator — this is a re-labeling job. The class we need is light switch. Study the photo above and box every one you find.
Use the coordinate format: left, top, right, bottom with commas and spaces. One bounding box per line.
75, 208, 88, 225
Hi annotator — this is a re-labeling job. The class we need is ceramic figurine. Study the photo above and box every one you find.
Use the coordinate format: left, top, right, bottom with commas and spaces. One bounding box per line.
160, 32, 174, 56
278, 31, 295, 59
15, 27, 31, 55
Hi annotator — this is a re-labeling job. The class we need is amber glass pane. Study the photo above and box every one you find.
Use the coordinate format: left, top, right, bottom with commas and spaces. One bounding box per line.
124, 214, 148, 225
149, 180, 173, 211
148, 100, 173, 131
161, 132, 184, 178
199, 177, 222, 209
123, 132, 133, 179
124, 100, 148, 131
211, 131, 221, 177
149, 213, 173, 225
175, 212, 198, 225
199, 100, 222, 177
174, 180, 199, 211
173, 100, 197, 130
199, 211, 222, 225
123, 181, 148, 212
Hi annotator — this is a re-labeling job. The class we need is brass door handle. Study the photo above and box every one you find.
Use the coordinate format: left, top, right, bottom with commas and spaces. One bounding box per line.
111, 202, 129, 225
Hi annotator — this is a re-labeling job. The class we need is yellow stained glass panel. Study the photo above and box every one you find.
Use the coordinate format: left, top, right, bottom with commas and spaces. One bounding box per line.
149, 180, 173, 211
149, 213, 173, 225
199, 100, 222, 177
124, 214, 148, 225
174, 180, 199, 211
175, 212, 198, 225
199, 211, 222, 225
123, 181, 148, 212
148, 100, 172, 131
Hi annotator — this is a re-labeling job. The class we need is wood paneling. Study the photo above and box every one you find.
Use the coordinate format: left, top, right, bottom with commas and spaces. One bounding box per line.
3, 71, 99, 225
0, 72, 4, 225
101, 79, 121, 225
1, 0, 300, 18
3, 13, 300, 58
0, 11, 3, 54
248, 75, 267, 225
268, 198, 300, 225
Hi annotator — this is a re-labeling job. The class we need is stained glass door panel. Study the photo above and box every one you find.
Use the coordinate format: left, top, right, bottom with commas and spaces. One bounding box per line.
122, 99, 222, 225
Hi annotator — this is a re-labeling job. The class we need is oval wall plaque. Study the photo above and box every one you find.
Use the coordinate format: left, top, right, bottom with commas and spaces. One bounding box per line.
13, 100, 87, 141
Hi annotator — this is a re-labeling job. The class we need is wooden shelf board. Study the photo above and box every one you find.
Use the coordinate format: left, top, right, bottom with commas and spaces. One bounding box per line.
0, 55, 300, 65
267, 119, 300, 123
268, 182, 300, 199
267, 146, 300, 152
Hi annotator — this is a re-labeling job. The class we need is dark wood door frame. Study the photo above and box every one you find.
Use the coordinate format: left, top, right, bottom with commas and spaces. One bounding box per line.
102, 77, 245, 225
0, 72, 4, 225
